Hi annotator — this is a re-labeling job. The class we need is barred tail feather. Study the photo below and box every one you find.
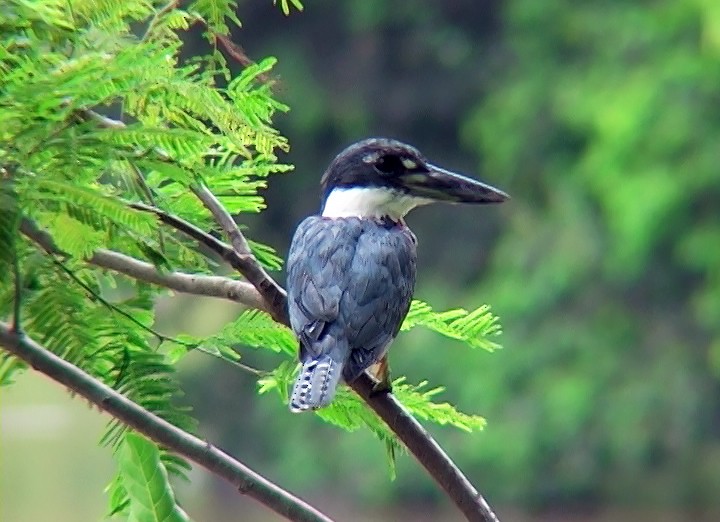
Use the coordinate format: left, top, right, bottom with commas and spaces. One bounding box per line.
289, 355, 343, 412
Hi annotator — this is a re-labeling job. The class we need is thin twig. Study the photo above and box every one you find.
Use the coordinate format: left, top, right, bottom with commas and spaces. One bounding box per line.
0, 323, 333, 522
128, 162, 166, 252
12, 252, 21, 332
189, 14, 274, 85
79, 109, 126, 129
191, 184, 252, 255
129, 201, 288, 324
142, 0, 178, 42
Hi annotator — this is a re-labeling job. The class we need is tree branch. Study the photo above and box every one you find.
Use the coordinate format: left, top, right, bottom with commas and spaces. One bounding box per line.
19, 219, 267, 311
187, 189, 500, 522
350, 377, 498, 522
0, 323, 333, 522
71, 107, 288, 317
128, 202, 287, 323
191, 185, 288, 317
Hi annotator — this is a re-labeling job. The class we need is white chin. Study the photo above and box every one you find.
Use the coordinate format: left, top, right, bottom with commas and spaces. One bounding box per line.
321, 187, 430, 220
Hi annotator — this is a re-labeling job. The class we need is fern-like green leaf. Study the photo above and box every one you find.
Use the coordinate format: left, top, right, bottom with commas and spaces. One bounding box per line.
190, 0, 241, 35
41, 212, 105, 258
0, 353, 26, 386
392, 378, 486, 433
257, 360, 297, 399
97, 127, 215, 159
227, 57, 278, 92
28, 178, 157, 236
208, 309, 297, 355
401, 299, 502, 351
247, 238, 283, 271
274, 0, 304, 16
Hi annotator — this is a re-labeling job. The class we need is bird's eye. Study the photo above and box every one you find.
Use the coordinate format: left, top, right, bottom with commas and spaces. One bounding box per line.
374, 154, 405, 175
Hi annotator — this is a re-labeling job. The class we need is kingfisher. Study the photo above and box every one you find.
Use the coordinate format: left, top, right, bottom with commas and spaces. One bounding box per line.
286, 138, 508, 412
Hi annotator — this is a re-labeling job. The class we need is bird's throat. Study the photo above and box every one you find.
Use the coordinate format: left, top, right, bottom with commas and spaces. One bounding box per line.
321, 187, 430, 221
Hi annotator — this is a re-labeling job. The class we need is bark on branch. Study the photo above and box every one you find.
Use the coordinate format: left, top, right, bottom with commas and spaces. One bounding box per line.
0, 322, 333, 522
19, 219, 268, 311
128, 202, 287, 324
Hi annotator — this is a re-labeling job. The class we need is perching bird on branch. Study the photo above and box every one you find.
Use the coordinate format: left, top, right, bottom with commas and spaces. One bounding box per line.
286, 138, 508, 412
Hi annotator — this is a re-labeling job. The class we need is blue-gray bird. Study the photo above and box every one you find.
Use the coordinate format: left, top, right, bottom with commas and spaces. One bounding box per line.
286, 138, 508, 412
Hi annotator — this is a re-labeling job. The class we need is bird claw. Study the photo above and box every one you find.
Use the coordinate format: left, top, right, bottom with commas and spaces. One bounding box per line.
368, 354, 392, 396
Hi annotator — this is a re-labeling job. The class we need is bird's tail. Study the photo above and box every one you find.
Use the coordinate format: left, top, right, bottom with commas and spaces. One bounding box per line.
289, 355, 343, 412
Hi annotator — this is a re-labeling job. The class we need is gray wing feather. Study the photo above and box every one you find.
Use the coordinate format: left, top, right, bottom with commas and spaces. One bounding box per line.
287, 216, 416, 383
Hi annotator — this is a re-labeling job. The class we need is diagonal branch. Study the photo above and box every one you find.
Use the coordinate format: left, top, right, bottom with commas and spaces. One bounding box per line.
0, 323, 333, 522
19, 219, 267, 311
191, 185, 253, 255
350, 376, 498, 522
128, 202, 287, 323
191, 185, 288, 317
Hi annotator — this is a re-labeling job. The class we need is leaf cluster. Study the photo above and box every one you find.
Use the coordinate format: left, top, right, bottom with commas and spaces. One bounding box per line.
1, 0, 288, 517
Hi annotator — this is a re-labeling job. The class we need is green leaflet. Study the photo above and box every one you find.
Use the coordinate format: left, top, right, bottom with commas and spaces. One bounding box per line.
392, 378, 486, 433
165, 310, 296, 369
227, 57, 279, 92
402, 299, 503, 351
246, 239, 284, 271
274, 0, 304, 16
190, 0, 241, 35
117, 433, 191, 522
28, 179, 157, 236
206, 309, 298, 356
41, 213, 105, 258
96, 127, 216, 159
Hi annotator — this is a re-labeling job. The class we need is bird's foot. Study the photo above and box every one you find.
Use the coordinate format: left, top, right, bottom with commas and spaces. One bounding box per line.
368, 355, 392, 397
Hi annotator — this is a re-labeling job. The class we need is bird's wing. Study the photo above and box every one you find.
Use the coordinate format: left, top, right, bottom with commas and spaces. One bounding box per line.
287, 216, 416, 381
287, 216, 358, 360
340, 224, 416, 381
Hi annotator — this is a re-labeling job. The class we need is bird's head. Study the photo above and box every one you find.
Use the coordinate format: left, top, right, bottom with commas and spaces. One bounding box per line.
320, 138, 509, 221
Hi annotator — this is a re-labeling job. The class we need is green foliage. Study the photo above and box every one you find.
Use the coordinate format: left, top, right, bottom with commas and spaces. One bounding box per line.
253, 298, 499, 458
245, 298, 500, 479
1, 0, 505, 518
274, 0, 304, 16
208, 309, 298, 355
116, 433, 190, 522
0, 0, 290, 517
402, 300, 502, 351
392, 378, 485, 432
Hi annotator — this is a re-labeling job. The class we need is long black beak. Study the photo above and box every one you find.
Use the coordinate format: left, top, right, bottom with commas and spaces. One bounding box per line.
398, 164, 509, 204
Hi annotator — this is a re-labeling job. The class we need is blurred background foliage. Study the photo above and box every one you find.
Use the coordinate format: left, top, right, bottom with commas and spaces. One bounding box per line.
4, 0, 720, 520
